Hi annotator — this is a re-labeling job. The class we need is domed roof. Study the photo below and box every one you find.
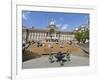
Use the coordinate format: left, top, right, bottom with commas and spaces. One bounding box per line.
46, 18, 58, 31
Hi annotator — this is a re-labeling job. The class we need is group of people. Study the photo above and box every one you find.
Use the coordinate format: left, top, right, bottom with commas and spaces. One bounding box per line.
49, 51, 71, 66
37, 41, 43, 47
48, 43, 65, 49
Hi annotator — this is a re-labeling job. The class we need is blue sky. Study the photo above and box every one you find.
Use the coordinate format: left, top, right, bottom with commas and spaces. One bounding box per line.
22, 10, 89, 31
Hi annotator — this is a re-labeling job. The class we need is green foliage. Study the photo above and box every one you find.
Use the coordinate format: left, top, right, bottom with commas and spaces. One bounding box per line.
75, 32, 82, 43
85, 29, 89, 40
74, 29, 89, 43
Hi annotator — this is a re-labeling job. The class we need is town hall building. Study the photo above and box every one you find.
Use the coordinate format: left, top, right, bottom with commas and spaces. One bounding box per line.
22, 20, 76, 43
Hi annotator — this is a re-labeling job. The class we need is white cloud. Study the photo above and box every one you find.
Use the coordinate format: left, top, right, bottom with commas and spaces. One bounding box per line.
22, 13, 27, 20
58, 24, 69, 31
56, 24, 62, 28
22, 12, 31, 20
61, 24, 68, 30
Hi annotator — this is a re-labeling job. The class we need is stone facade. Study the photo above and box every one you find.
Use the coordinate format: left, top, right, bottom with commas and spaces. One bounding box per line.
22, 21, 76, 43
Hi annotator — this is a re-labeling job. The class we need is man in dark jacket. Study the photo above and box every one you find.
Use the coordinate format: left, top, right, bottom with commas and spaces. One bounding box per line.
55, 52, 65, 62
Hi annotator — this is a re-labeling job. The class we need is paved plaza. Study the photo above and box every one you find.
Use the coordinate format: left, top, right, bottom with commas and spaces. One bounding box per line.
23, 42, 89, 69
22, 54, 89, 69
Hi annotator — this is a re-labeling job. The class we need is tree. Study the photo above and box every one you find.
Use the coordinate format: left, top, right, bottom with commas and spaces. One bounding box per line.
85, 29, 89, 40
26, 29, 29, 42
74, 29, 89, 44
74, 32, 82, 43
81, 29, 89, 43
